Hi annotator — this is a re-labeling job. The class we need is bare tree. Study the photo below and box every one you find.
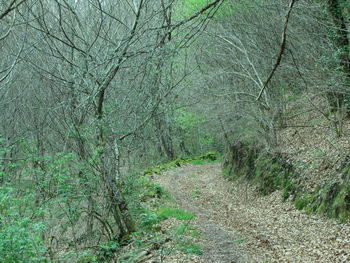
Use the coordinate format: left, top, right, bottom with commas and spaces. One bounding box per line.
0, 0, 225, 255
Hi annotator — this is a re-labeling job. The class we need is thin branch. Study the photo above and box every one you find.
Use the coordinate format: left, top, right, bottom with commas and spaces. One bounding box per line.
256, 0, 297, 101
171, 0, 225, 29
0, 0, 26, 20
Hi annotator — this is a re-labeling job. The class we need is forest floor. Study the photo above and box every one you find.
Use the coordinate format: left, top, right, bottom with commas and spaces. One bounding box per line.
153, 163, 350, 263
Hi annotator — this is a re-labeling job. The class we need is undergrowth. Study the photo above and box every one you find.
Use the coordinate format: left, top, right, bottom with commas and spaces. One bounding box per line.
143, 151, 219, 176
72, 164, 203, 262
112, 172, 202, 262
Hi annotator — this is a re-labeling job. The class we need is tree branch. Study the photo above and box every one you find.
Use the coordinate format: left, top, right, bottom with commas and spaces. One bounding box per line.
0, 0, 26, 20
256, 0, 297, 101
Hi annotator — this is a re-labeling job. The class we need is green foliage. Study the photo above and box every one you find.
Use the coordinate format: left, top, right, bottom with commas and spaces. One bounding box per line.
130, 182, 201, 259
197, 151, 218, 161
0, 187, 48, 263
175, 0, 262, 21
189, 159, 204, 165
96, 240, 119, 262
189, 152, 218, 165
139, 206, 194, 233
140, 212, 161, 232
295, 194, 311, 210
127, 175, 170, 209
172, 223, 202, 255
176, 224, 188, 235
0, 136, 206, 262
157, 207, 194, 221
175, 109, 204, 129
183, 243, 203, 255
123, 170, 194, 232
282, 179, 296, 201
143, 152, 219, 175
76, 251, 98, 263
174, 109, 217, 154
143, 167, 161, 176
199, 136, 215, 147
175, 0, 214, 20
222, 164, 234, 179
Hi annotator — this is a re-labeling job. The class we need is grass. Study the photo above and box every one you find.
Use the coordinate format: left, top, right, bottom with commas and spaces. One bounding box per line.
191, 188, 201, 198
183, 244, 203, 255
176, 224, 201, 237
233, 238, 245, 243
158, 207, 194, 221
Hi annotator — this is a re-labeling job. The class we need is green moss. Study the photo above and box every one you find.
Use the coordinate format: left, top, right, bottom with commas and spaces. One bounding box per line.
248, 154, 295, 195
197, 151, 218, 161
143, 152, 220, 175
330, 186, 350, 221
222, 142, 350, 221
292, 180, 350, 222
316, 202, 328, 214
143, 167, 161, 175
190, 159, 205, 165
223, 142, 303, 203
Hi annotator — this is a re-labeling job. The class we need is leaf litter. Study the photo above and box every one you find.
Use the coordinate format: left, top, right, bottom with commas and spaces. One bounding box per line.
154, 163, 350, 263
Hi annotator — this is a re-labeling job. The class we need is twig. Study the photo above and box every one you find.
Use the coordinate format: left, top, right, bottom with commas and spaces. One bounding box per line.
256, 0, 297, 101
0, 0, 26, 20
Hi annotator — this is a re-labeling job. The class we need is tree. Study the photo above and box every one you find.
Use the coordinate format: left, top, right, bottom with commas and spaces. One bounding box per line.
0, 0, 225, 256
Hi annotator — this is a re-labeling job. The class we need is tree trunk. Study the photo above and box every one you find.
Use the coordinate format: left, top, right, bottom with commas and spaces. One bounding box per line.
96, 89, 136, 237
155, 114, 175, 160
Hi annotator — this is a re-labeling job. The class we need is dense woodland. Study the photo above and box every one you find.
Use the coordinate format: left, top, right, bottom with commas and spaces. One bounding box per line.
1, 0, 350, 262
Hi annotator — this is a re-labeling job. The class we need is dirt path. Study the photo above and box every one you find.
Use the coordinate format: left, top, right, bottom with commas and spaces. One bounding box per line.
154, 163, 350, 263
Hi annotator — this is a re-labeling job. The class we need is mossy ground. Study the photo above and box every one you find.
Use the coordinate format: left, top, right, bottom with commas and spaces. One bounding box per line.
223, 143, 296, 196
143, 152, 219, 176
223, 142, 350, 222
294, 180, 350, 222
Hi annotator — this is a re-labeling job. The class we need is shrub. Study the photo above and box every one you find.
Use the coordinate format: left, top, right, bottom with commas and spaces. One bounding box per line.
0, 187, 48, 263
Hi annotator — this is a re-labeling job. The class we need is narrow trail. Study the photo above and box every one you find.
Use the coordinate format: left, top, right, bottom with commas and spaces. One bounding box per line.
154, 163, 350, 263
